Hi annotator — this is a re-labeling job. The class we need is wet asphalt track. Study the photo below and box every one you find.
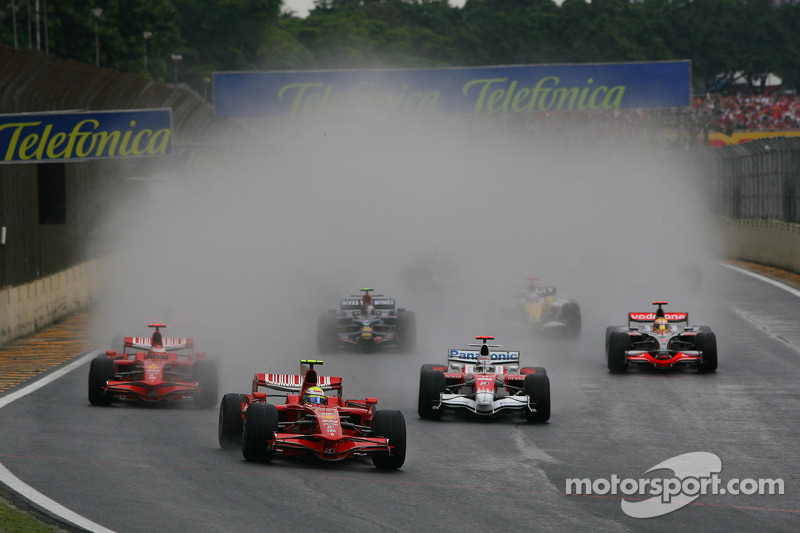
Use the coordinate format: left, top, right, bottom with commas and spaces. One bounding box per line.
0, 264, 799, 532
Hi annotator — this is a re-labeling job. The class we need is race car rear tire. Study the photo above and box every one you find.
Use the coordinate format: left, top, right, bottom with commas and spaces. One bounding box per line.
242, 402, 279, 463
418, 370, 445, 420
193, 358, 219, 409
524, 373, 550, 423
218, 393, 247, 449
88, 356, 115, 406
607, 331, 630, 374
561, 302, 582, 338
316, 312, 338, 353
371, 410, 407, 470
695, 332, 718, 373
397, 310, 417, 352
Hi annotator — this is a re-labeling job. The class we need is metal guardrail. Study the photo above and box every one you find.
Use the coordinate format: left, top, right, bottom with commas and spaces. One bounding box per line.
702, 137, 800, 223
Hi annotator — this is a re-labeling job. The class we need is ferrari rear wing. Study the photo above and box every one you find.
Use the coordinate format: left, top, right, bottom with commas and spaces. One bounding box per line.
124, 337, 194, 351
253, 373, 343, 395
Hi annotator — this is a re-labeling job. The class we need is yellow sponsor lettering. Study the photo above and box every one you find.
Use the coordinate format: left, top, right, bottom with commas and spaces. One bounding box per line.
131, 129, 152, 155
280, 81, 440, 116
18, 132, 40, 160
588, 84, 606, 109
605, 86, 625, 109
529, 77, 558, 112
511, 88, 530, 112
549, 87, 581, 111
463, 78, 506, 113
577, 80, 593, 110
279, 82, 324, 116
33, 125, 53, 160
0, 116, 171, 161
70, 119, 99, 158
94, 131, 121, 155
46, 132, 68, 159
466, 76, 626, 114
147, 129, 170, 154
0, 122, 39, 161
118, 121, 136, 156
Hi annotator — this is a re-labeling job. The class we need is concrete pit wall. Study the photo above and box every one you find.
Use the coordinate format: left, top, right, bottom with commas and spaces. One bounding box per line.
0, 259, 105, 345
722, 218, 800, 274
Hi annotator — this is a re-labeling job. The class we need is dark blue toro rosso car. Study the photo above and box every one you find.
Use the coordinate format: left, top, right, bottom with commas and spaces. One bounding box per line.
316, 288, 416, 353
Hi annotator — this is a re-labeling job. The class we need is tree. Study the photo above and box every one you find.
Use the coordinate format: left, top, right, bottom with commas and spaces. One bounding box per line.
46, 1, 182, 81
172, 0, 281, 84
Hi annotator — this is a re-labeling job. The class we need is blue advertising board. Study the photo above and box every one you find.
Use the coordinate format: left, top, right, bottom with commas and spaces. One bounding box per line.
213, 61, 690, 119
0, 109, 172, 163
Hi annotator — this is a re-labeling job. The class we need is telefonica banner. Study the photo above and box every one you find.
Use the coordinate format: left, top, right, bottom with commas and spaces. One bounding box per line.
0, 109, 172, 163
213, 61, 690, 118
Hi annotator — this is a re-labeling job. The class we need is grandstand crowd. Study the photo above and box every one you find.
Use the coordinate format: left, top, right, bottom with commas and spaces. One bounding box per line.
694, 94, 800, 132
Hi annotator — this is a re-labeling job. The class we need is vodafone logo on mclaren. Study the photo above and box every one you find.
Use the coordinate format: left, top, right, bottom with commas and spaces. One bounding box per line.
629, 312, 688, 321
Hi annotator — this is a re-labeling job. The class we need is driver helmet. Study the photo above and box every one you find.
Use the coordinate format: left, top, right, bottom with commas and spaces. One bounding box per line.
476, 354, 492, 373
150, 346, 167, 358
654, 317, 669, 334
302, 386, 327, 406
364, 304, 375, 315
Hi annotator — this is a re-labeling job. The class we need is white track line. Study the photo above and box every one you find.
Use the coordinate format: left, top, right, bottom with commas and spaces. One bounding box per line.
0, 348, 117, 533
721, 263, 800, 299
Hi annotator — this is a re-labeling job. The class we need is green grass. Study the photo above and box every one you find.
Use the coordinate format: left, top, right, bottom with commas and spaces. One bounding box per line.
0, 500, 62, 533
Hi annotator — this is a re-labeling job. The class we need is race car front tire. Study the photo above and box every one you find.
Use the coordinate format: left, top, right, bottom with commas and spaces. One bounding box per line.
607, 332, 630, 373
242, 402, 279, 463
418, 370, 445, 419
605, 326, 621, 353
372, 410, 407, 470
218, 393, 247, 449
88, 356, 115, 406
524, 373, 551, 423
695, 332, 718, 373
193, 358, 219, 409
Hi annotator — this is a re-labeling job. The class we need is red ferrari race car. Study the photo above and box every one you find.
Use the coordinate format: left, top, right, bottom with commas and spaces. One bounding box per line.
605, 301, 718, 373
218, 360, 406, 469
88, 323, 218, 407
418, 336, 550, 422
